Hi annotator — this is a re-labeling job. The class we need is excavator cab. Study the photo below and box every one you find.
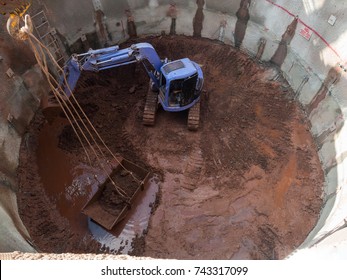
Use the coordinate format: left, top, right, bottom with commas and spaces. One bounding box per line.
158, 59, 202, 111
167, 74, 199, 107
143, 58, 203, 130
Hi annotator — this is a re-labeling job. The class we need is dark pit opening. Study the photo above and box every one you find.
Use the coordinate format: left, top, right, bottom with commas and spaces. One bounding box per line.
17, 35, 324, 259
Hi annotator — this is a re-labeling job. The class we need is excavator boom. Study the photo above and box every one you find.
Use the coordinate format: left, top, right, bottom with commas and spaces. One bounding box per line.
62, 43, 164, 97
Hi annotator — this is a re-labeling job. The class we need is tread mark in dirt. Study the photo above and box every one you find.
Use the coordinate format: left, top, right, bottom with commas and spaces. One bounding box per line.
182, 140, 204, 190
122, 127, 132, 144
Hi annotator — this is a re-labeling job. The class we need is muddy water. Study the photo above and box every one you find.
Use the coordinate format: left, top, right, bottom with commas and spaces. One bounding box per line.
88, 174, 160, 253
36, 118, 158, 252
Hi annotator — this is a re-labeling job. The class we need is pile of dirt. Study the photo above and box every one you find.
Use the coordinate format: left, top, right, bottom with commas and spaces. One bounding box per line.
16, 35, 324, 259
99, 171, 141, 216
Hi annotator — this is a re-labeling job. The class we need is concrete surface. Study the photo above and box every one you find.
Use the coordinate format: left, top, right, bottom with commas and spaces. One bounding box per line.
0, 0, 347, 258
0, 13, 49, 253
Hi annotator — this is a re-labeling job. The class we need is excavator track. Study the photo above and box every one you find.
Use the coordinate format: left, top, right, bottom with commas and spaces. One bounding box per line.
143, 87, 158, 126
187, 100, 200, 131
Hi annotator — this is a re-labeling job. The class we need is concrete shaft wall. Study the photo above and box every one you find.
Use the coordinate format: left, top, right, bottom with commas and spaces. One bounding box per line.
0, 15, 46, 252
0, 0, 346, 257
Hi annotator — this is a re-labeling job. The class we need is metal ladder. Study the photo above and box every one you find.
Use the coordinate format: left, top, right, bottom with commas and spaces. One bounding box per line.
30, 8, 68, 104
30, 9, 65, 74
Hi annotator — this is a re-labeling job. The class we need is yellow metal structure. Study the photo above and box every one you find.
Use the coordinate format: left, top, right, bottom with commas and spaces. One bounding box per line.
1, 1, 32, 40
0, 0, 31, 16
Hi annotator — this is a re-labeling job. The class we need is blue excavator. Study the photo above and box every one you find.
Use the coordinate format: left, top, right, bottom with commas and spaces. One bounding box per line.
2, 2, 203, 130
3, 2, 203, 129
60, 42, 204, 130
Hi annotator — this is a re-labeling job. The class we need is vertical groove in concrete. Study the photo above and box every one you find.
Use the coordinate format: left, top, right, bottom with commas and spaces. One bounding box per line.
167, 3, 177, 35
234, 0, 251, 48
193, 0, 204, 37
270, 17, 298, 67
126, 9, 137, 38
94, 9, 108, 47
256, 38, 266, 60
307, 65, 342, 116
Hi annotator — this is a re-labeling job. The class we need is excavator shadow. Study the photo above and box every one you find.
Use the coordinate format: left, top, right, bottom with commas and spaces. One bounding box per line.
82, 157, 151, 230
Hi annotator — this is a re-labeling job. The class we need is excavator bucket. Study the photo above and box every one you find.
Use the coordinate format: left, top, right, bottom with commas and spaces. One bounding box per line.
82, 157, 151, 230
40, 93, 62, 124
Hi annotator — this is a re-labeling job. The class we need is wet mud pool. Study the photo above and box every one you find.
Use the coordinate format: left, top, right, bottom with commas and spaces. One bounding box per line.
17, 36, 324, 259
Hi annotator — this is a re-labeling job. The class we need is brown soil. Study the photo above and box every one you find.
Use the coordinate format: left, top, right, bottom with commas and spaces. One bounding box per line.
16, 35, 324, 259
0, 34, 36, 75
99, 171, 141, 215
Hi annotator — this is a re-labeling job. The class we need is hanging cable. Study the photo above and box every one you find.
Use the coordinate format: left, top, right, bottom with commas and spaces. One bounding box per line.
25, 26, 145, 187
14, 15, 131, 198
26, 34, 129, 199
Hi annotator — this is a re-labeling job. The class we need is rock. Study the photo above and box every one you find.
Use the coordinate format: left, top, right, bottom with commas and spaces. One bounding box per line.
129, 86, 136, 94
120, 170, 129, 177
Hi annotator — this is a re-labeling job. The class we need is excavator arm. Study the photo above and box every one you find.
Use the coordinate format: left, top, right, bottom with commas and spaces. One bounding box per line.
62, 43, 164, 97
